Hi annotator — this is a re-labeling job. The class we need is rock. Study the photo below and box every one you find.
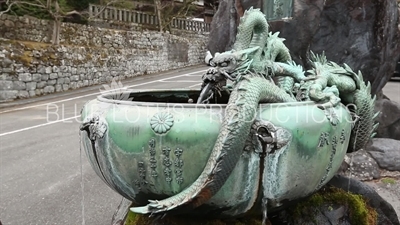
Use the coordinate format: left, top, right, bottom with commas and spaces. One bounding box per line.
374, 93, 400, 140
18, 73, 32, 82
0, 80, 13, 90
206, 0, 238, 54
339, 150, 381, 181
367, 138, 400, 171
43, 86, 55, 94
12, 81, 26, 90
269, 175, 400, 225
25, 82, 36, 91
17, 90, 29, 98
0, 90, 17, 101
328, 175, 400, 225
207, 0, 400, 94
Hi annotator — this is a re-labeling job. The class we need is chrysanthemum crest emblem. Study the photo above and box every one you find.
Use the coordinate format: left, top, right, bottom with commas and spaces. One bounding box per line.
150, 112, 174, 134
99, 78, 133, 101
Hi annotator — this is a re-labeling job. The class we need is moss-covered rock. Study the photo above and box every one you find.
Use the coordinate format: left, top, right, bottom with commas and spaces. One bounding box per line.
284, 186, 377, 225
125, 211, 265, 225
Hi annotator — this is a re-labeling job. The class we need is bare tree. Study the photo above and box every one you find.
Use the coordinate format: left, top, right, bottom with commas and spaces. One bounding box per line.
0, 0, 127, 44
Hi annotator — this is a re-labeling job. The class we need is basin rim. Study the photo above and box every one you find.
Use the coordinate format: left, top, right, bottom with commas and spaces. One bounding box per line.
97, 88, 329, 108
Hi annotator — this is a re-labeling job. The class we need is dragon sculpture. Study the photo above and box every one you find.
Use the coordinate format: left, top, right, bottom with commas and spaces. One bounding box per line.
131, 7, 378, 217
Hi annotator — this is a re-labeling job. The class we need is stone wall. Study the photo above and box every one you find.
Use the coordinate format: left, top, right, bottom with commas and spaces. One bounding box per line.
0, 14, 208, 102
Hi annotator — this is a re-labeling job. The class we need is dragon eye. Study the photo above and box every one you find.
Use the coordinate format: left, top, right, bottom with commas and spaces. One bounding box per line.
220, 62, 228, 67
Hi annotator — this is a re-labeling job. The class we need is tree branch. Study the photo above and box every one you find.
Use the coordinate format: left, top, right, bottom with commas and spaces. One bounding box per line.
0, 0, 47, 16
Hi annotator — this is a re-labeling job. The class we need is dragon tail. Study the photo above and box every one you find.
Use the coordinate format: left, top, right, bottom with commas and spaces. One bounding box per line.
348, 71, 379, 152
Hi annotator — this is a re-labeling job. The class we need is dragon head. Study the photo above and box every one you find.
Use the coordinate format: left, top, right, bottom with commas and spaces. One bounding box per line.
209, 46, 260, 80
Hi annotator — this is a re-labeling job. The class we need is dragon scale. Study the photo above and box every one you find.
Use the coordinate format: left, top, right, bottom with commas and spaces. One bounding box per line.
233, 8, 269, 52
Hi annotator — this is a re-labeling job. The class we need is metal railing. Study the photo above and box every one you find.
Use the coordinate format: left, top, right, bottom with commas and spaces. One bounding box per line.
88, 4, 210, 32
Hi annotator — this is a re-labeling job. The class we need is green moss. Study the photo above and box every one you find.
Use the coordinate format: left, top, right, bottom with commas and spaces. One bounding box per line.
290, 186, 377, 225
125, 211, 263, 225
381, 177, 396, 185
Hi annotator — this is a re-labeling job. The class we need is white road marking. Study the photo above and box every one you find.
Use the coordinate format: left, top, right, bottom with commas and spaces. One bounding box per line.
0, 70, 207, 136
0, 70, 206, 114
188, 83, 202, 88
0, 116, 80, 137
160, 80, 199, 83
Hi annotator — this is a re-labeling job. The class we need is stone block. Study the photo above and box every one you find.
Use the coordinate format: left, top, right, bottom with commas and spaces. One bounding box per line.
62, 84, 69, 91
13, 81, 26, 90
106, 76, 113, 82
64, 77, 70, 84
77, 67, 86, 74
58, 72, 65, 78
0, 73, 7, 80
1, 58, 13, 67
49, 73, 58, 79
32, 73, 41, 82
111, 71, 118, 77
45, 66, 52, 74
69, 82, 77, 89
77, 81, 84, 88
0, 80, 13, 90
2, 67, 13, 73
37, 81, 46, 89
18, 91, 29, 99
26, 82, 37, 91
37, 65, 46, 74
29, 90, 36, 97
52, 66, 60, 73
47, 79, 57, 85
70, 75, 79, 81
55, 84, 62, 92
0, 90, 17, 100
95, 72, 103, 79
71, 67, 77, 74
4, 20, 15, 27
35, 89, 43, 96
60, 66, 69, 73
43, 86, 55, 93
19, 73, 32, 82
41, 74, 49, 81
57, 78, 65, 84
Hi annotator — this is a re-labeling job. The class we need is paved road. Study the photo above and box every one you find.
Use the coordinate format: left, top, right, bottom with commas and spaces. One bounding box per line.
0, 66, 399, 225
0, 66, 207, 225
384, 78, 400, 103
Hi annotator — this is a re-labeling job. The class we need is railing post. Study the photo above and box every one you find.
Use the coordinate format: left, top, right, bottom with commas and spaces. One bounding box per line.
89, 4, 93, 17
